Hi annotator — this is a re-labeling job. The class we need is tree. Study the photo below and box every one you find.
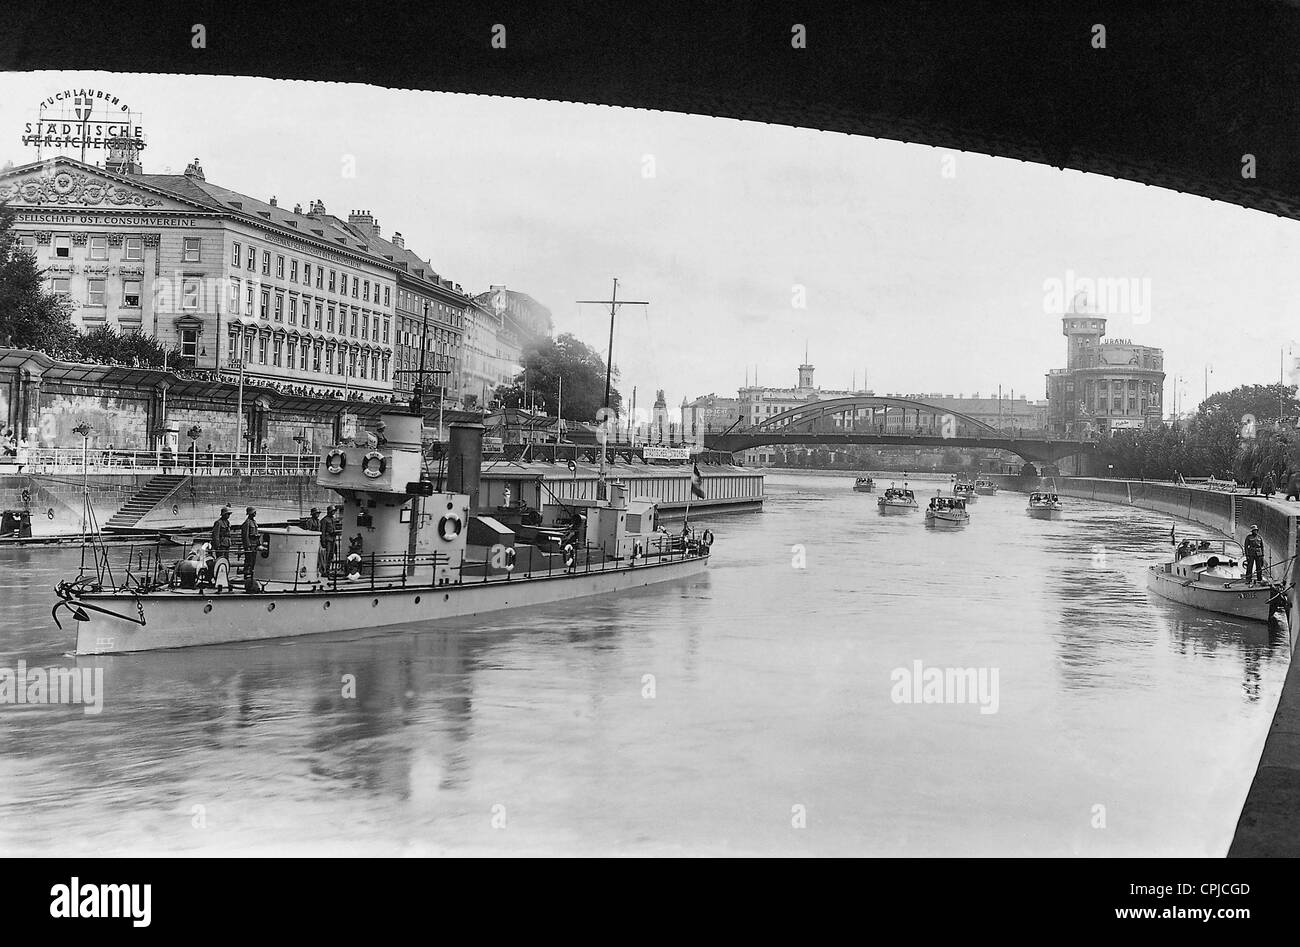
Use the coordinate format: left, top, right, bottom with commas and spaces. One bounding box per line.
511, 332, 623, 421
73, 326, 179, 368
1197, 383, 1300, 427
0, 202, 78, 355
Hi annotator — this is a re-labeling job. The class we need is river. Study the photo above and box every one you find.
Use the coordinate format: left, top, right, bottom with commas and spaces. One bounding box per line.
0, 472, 1288, 855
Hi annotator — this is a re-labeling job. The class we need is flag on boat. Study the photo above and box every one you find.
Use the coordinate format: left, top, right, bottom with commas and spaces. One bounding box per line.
691, 462, 705, 499
1170, 522, 1176, 545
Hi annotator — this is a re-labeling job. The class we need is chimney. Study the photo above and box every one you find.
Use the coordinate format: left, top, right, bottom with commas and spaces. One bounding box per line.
269, 195, 278, 207
183, 157, 205, 180
293, 202, 303, 215
391, 231, 404, 248
307, 199, 325, 217
348, 209, 377, 236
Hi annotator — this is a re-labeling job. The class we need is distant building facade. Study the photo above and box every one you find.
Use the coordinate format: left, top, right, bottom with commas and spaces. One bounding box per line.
1045, 298, 1165, 436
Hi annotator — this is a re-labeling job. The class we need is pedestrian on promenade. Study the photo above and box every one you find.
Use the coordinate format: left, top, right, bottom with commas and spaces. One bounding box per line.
240, 507, 260, 584
1262, 473, 1276, 499
1244, 525, 1266, 583
1249, 476, 1259, 495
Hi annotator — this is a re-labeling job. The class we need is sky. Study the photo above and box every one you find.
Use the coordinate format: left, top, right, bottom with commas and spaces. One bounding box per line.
3, 69, 1299, 414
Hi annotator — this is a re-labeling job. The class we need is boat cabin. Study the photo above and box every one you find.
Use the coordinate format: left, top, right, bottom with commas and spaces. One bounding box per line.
883, 487, 914, 501
928, 496, 966, 511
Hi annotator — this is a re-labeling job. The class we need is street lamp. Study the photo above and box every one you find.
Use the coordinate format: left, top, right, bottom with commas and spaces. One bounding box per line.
72, 421, 93, 543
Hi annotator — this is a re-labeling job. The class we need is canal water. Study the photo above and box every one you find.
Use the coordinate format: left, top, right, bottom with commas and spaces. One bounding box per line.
0, 472, 1288, 856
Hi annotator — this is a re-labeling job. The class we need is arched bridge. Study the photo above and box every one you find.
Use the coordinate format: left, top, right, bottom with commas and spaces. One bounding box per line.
23, 5, 1300, 221
702, 396, 1096, 464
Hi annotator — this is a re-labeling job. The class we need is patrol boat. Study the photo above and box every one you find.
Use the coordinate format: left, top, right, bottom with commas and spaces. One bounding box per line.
1146, 539, 1287, 623
853, 476, 875, 493
973, 479, 999, 496
1026, 491, 1063, 519
877, 485, 918, 514
52, 411, 713, 654
953, 481, 977, 503
924, 493, 969, 527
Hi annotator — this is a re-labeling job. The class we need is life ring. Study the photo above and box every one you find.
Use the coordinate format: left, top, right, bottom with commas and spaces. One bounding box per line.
361, 451, 386, 479
702, 529, 715, 546
563, 543, 576, 567
20, 489, 31, 504
504, 546, 516, 572
438, 513, 463, 541
325, 449, 347, 475
47, 508, 55, 520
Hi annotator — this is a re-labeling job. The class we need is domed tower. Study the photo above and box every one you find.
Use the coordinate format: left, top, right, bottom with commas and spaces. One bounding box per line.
1062, 291, 1106, 369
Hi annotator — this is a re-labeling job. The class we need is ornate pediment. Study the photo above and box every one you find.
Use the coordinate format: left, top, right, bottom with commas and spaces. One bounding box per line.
0, 160, 198, 212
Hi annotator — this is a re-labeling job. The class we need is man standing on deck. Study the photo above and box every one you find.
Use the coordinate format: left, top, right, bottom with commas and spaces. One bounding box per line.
240, 507, 260, 584
211, 506, 233, 563
1244, 525, 1266, 583
319, 505, 339, 576
302, 507, 322, 531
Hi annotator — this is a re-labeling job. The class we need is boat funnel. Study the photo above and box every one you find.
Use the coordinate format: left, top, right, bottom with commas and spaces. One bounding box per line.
447, 423, 485, 510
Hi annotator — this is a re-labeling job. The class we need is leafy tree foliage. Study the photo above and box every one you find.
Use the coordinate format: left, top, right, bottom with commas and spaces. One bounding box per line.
493, 333, 622, 420
0, 202, 78, 355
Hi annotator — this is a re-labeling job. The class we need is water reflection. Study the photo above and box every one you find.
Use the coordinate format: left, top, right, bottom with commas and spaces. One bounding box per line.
0, 477, 1289, 856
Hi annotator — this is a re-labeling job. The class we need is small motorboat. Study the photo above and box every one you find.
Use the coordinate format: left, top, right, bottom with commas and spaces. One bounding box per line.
1026, 492, 1063, 518
974, 479, 999, 495
1146, 539, 1288, 623
853, 476, 875, 493
925, 493, 969, 527
877, 485, 918, 514
953, 481, 977, 503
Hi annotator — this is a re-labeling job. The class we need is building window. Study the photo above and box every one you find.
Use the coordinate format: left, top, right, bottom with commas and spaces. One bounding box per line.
352, 279, 359, 299
276, 255, 285, 279
383, 319, 390, 343
54, 235, 71, 258
180, 328, 198, 360
89, 235, 108, 260
327, 307, 335, 332
350, 312, 358, 336
359, 354, 367, 379
303, 263, 312, 285
288, 297, 297, 325
246, 285, 254, 315
371, 354, 378, 379
329, 270, 337, 293
52, 277, 70, 296
324, 348, 333, 374
87, 279, 106, 306
381, 356, 389, 382
371, 319, 379, 342
274, 294, 284, 321
300, 341, 308, 370
313, 344, 322, 372
123, 280, 142, 307
184, 237, 201, 262
260, 291, 270, 319
247, 246, 256, 270
315, 267, 323, 289
290, 260, 298, 282
182, 279, 200, 309
287, 343, 296, 370
384, 287, 390, 307
232, 242, 241, 266
273, 339, 283, 367
261, 251, 270, 275
361, 313, 369, 338
315, 304, 323, 330
349, 351, 357, 377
